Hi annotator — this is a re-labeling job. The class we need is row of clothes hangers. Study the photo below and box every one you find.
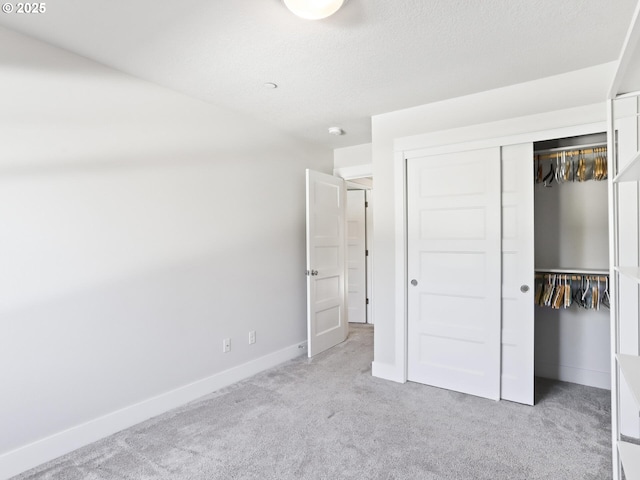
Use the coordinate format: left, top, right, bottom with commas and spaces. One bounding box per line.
534, 273, 610, 310
535, 147, 608, 187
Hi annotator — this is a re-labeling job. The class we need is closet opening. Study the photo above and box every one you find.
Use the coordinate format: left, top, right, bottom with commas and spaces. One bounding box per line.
532, 132, 611, 401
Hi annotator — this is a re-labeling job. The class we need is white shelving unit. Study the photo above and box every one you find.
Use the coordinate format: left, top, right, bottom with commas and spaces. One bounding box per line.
613, 150, 640, 183
609, 2, 640, 479
616, 266, 640, 283
611, 149, 640, 480
610, 140, 640, 478
618, 354, 640, 406
618, 441, 640, 479
611, 154, 640, 479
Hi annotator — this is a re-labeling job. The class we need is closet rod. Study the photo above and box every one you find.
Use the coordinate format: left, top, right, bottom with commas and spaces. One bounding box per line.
535, 273, 609, 282
535, 142, 607, 154
534, 142, 607, 156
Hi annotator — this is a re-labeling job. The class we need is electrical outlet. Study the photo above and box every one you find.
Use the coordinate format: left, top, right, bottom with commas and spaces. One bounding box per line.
223, 338, 231, 353
249, 330, 256, 344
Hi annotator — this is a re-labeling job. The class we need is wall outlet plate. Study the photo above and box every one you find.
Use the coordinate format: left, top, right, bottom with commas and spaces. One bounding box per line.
223, 338, 231, 353
249, 331, 256, 344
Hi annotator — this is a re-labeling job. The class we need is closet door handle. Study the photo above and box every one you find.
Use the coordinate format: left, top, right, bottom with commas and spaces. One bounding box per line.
520, 285, 530, 293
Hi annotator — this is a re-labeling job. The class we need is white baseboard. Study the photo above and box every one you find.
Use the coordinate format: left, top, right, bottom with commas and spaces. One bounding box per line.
0, 342, 306, 480
371, 361, 405, 383
535, 361, 611, 390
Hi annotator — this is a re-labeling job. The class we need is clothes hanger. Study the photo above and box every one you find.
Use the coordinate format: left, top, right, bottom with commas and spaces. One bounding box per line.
543, 158, 555, 187
602, 276, 610, 309
564, 275, 572, 308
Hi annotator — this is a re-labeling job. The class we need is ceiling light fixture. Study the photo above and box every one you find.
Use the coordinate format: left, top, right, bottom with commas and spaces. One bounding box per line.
263, 82, 278, 89
328, 126, 344, 136
283, 0, 346, 20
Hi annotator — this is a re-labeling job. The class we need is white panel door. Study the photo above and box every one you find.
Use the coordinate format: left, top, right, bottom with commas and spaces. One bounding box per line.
500, 143, 535, 405
306, 170, 348, 357
365, 190, 374, 324
407, 148, 501, 400
347, 190, 367, 324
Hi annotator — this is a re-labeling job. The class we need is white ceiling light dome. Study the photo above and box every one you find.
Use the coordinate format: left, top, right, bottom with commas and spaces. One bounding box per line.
283, 0, 346, 20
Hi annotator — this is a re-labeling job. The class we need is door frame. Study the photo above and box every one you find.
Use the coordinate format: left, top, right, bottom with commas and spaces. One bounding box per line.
346, 189, 368, 324
334, 164, 374, 325
393, 121, 608, 384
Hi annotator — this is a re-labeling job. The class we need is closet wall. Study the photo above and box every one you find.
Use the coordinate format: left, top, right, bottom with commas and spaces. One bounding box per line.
533, 135, 611, 389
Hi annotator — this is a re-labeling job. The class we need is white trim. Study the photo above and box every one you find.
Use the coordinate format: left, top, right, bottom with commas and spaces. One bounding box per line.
0, 342, 306, 480
401, 122, 607, 159
613, 96, 640, 119
390, 110, 609, 385
333, 164, 373, 180
394, 151, 408, 383
535, 361, 611, 390
346, 180, 372, 190
371, 361, 405, 383
395, 104, 605, 153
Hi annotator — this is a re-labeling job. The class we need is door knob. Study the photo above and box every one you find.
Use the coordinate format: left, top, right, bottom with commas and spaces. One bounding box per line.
411, 279, 418, 286
312, 270, 318, 276
520, 285, 530, 293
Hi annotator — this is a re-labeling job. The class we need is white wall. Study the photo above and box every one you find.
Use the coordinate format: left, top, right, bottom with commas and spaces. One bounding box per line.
371, 63, 616, 381
334, 143, 372, 170
534, 179, 611, 389
0, 27, 332, 479
535, 181, 609, 271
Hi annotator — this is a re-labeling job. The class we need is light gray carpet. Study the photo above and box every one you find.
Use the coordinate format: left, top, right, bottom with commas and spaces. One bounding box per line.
14, 324, 612, 480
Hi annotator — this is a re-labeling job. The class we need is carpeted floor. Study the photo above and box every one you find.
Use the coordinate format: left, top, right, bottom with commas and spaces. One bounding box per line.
13, 324, 612, 480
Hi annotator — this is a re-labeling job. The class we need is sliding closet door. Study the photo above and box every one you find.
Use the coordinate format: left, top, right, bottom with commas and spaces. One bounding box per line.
500, 143, 535, 405
407, 148, 501, 400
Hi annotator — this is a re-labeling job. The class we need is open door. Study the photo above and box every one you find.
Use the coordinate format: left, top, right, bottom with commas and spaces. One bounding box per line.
306, 169, 348, 357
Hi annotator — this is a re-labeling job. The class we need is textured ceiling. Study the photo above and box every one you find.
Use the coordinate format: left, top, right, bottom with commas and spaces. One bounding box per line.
0, 0, 637, 149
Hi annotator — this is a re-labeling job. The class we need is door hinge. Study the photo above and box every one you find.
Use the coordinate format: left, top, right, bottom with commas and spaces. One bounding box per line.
365, 250, 369, 256
365, 201, 369, 208
366, 298, 369, 305
305, 270, 310, 276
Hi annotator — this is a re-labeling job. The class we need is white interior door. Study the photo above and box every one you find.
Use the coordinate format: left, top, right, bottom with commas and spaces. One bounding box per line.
306, 169, 348, 357
500, 143, 535, 405
365, 190, 373, 324
347, 190, 367, 324
407, 148, 501, 400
